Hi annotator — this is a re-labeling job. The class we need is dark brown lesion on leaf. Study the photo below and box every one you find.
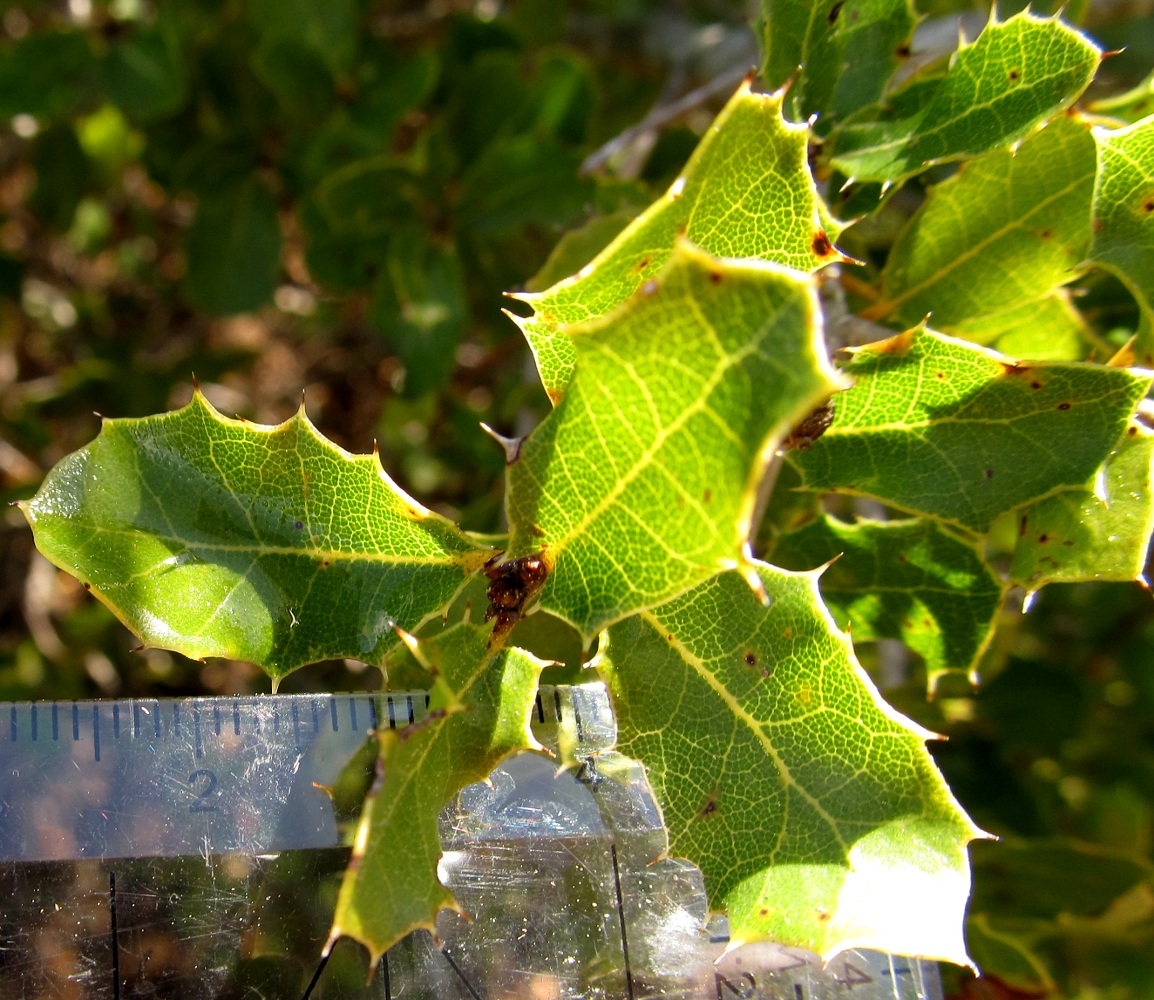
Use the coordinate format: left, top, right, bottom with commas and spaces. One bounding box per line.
699, 792, 721, 817
812, 230, 835, 257
827, 1, 844, 24
782, 399, 835, 451
484, 553, 550, 641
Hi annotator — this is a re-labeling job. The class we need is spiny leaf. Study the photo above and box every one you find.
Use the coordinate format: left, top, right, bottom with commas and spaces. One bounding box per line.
329, 622, 548, 961
867, 115, 1096, 332
600, 564, 982, 963
830, 11, 1100, 184
948, 292, 1089, 362
1091, 114, 1154, 365
787, 328, 1153, 533
770, 514, 1003, 688
1010, 423, 1154, 589
510, 81, 847, 402
759, 0, 916, 129
505, 242, 843, 643
19, 392, 489, 679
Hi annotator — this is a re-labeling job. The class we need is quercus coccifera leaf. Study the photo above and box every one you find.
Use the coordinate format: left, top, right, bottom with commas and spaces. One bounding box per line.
19, 391, 490, 680
788, 328, 1153, 533
329, 622, 549, 961
770, 514, 1003, 688
1091, 114, 1154, 365
509, 80, 848, 402
868, 115, 1096, 335
948, 292, 1088, 362
1010, 423, 1154, 589
505, 242, 844, 644
831, 11, 1100, 184
600, 564, 983, 964
759, 0, 916, 129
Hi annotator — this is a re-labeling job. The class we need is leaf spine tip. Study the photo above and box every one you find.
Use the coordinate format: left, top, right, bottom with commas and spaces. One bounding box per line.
394, 626, 420, 655
480, 422, 523, 464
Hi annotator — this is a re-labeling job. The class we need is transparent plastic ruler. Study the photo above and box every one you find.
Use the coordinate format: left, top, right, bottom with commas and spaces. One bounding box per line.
0, 687, 942, 999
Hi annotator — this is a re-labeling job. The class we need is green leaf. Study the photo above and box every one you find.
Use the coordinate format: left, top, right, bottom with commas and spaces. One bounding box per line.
868, 115, 1096, 331
831, 11, 1100, 184
506, 242, 843, 643
245, 0, 357, 75
0, 30, 98, 121
600, 564, 982, 963
103, 25, 187, 124
770, 514, 1003, 686
1090, 115, 1154, 364
18, 392, 490, 680
948, 292, 1089, 362
184, 178, 282, 315
759, 0, 917, 128
1010, 423, 1154, 589
329, 622, 547, 961
368, 230, 467, 397
511, 82, 846, 402
788, 329, 1153, 533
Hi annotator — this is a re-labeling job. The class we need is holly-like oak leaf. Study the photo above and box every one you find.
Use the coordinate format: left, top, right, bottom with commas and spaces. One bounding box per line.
19, 391, 490, 681
1010, 422, 1154, 590
787, 328, 1153, 533
505, 242, 844, 644
600, 563, 984, 964
509, 80, 848, 401
329, 622, 549, 960
831, 11, 1100, 184
770, 514, 1003, 689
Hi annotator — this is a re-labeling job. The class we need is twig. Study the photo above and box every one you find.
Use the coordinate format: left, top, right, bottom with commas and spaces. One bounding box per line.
580, 63, 754, 176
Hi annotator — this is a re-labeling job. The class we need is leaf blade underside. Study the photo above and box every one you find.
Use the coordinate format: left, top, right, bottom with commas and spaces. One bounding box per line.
601, 564, 982, 964
20, 392, 489, 679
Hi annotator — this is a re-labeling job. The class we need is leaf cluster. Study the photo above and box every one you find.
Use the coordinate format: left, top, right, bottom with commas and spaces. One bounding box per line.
6, 0, 1154, 996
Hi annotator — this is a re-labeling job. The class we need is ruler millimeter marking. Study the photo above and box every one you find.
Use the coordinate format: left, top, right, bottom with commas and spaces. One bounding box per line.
0, 689, 571, 864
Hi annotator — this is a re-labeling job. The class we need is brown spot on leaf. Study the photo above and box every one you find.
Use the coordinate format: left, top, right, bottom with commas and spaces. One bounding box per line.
635, 257, 651, 272
1038, 533, 1050, 543
83, 582, 91, 590
1030, 381, 1042, 390
812, 230, 834, 257
895, 43, 912, 57
1009, 68, 1020, 81
1129, 425, 1139, 437
704, 489, 713, 504
1001, 362, 1030, 376
1057, 402, 1071, 410
985, 468, 995, 479
827, 1, 844, 24
783, 400, 835, 451
700, 795, 720, 817
759, 908, 770, 917
1039, 229, 1052, 240
744, 651, 758, 667
1143, 200, 1154, 213
897, 553, 908, 562
1063, 539, 1075, 547
709, 271, 723, 284
782, 626, 794, 640
817, 909, 831, 923
1019, 515, 1029, 537
935, 371, 946, 379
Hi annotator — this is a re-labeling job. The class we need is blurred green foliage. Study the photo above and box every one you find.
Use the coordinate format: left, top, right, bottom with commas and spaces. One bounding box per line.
2, 0, 1154, 996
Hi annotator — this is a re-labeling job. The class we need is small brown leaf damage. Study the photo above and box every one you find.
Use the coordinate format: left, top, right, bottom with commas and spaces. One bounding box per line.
783, 399, 835, 451
484, 553, 550, 641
